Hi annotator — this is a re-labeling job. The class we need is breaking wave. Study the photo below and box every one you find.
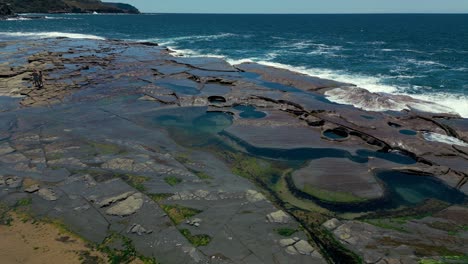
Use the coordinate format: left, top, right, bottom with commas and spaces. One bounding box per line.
224, 59, 467, 117
0, 31, 105, 40
422, 132, 468, 147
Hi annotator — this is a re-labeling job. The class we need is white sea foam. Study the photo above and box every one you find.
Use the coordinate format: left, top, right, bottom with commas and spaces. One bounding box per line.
366, 41, 386, 45
0, 31, 105, 40
5, 17, 31, 21
404, 58, 447, 68
154, 33, 238, 45
171, 47, 467, 117
222, 59, 468, 117
166, 46, 225, 59
422, 132, 468, 147
135, 33, 239, 47
277, 41, 344, 57
44, 16, 80, 20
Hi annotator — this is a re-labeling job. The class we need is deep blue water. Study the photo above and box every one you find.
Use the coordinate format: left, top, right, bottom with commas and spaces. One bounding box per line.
1, 14, 467, 116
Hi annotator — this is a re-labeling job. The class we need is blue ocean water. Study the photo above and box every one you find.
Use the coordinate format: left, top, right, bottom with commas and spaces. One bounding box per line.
1, 14, 467, 116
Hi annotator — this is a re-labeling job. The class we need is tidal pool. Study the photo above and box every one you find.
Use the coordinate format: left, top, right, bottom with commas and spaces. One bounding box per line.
151, 108, 465, 212
323, 129, 348, 140
399, 129, 418, 136
234, 105, 267, 119
360, 115, 375, 120
377, 171, 466, 206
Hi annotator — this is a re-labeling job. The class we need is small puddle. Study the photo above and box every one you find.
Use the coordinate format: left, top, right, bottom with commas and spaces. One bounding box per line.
399, 129, 417, 136
323, 129, 348, 140
234, 105, 267, 119
361, 115, 375, 120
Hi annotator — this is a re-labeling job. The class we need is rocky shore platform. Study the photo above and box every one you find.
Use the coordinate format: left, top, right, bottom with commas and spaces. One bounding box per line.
0, 37, 467, 264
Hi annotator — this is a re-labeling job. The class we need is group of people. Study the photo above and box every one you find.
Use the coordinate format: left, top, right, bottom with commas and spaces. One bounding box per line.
32, 70, 44, 89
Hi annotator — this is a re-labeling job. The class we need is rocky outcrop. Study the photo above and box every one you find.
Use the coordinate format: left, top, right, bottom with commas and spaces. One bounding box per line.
0, 0, 140, 14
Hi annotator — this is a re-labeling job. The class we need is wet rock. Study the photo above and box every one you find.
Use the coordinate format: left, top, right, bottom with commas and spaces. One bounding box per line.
292, 158, 384, 200
236, 62, 347, 91
24, 184, 40, 193
266, 210, 291, 224
106, 193, 144, 216
38, 188, 58, 201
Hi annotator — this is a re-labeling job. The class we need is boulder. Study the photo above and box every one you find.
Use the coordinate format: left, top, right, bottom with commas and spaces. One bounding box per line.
38, 188, 58, 201
245, 189, 266, 202
106, 193, 144, 216
97, 191, 134, 207
293, 240, 315, 255
322, 218, 341, 231
127, 224, 152, 235
187, 218, 202, 227
266, 210, 291, 224
285, 246, 298, 255
279, 238, 296, 247
24, 184, 40, 193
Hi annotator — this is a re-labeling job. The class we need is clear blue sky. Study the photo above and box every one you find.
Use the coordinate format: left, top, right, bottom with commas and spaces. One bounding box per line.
118, 0, 468, 13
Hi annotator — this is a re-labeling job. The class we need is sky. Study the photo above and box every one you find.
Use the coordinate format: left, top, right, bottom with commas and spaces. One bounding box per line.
118, 0, 468, 14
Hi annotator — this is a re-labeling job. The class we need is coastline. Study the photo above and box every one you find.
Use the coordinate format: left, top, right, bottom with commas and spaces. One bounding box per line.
158, 43, 468, 118
0, 33, 467, 264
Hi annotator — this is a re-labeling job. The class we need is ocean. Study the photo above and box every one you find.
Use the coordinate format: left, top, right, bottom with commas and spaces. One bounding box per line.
1, 14, 467, 116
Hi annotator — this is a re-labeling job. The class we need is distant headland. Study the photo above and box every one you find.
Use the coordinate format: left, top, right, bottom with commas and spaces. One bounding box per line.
0, 0, 140, 15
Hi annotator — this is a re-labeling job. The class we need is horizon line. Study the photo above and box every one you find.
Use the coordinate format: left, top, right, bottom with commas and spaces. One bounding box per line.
139, 12, 468, 15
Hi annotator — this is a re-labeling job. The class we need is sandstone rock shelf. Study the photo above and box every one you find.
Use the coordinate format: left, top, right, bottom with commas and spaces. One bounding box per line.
0, 36, 466, 264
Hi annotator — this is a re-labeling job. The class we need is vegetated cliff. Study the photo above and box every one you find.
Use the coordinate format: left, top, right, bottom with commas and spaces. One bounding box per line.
0, 3, 14, 16
0, 0, 140, 14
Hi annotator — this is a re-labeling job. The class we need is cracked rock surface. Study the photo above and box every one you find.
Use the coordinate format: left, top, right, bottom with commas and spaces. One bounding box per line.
0, 37, 466, 264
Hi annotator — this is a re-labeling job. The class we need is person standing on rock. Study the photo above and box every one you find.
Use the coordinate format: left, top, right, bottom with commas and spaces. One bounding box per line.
38, 71, 44, 88
32, 70, 40, 88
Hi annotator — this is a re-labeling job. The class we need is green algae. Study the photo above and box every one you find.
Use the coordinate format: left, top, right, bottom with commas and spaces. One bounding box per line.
164, 176, 182, 186
276, 227, 298, 237
302, 185, 367, 203
179, 229, 212, 247
148, 193, 173, 202
161, 204, 202, 225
